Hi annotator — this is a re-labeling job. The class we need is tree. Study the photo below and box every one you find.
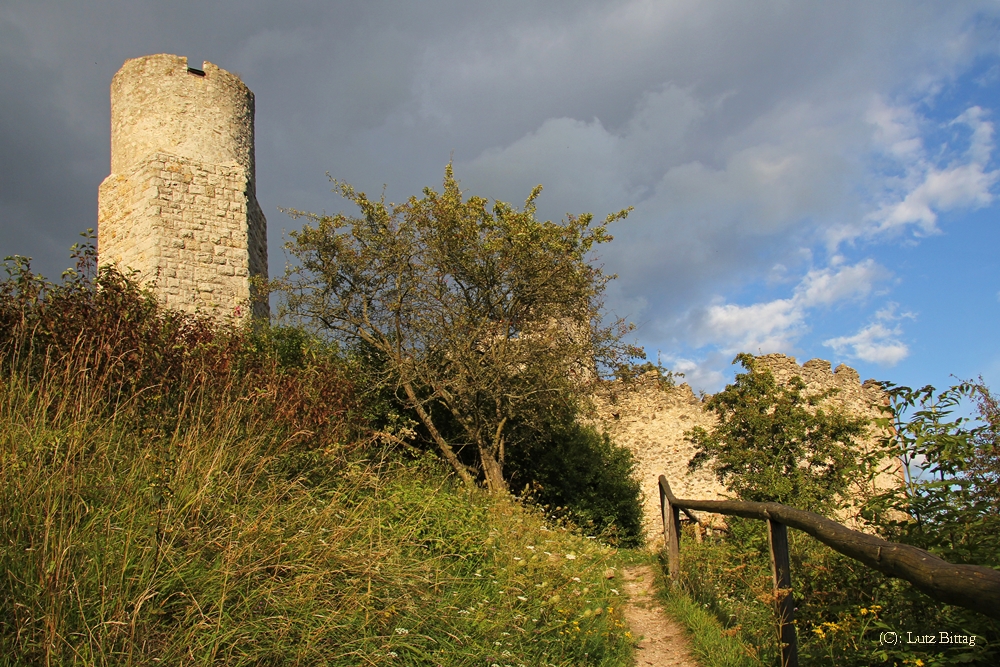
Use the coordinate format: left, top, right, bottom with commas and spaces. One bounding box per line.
866, 380, 1000, 566
281, 166, 637, 492
686, 353, 869, 512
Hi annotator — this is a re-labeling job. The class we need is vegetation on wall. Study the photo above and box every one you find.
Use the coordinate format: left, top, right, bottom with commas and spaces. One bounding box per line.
686, 352, 870, 512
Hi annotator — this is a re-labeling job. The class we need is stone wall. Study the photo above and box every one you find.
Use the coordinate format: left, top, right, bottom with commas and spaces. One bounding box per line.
593, 354, 900, 544
98, 54, 267, 321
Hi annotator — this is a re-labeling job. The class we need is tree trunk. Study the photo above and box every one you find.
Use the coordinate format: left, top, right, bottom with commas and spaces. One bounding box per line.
401, 382, 475, 487
478, 445, 507, 494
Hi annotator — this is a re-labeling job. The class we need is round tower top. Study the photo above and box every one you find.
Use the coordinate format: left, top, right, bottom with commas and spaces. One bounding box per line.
109, 54, 255, 179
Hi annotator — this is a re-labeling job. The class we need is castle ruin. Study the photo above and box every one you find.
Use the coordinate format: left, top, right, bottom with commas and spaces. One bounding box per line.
593, 354, 900, 542
98, 54, 268, 320
94, 57, 896, 542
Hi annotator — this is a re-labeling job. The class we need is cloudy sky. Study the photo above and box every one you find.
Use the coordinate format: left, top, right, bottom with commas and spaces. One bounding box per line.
2, 1, 998, 392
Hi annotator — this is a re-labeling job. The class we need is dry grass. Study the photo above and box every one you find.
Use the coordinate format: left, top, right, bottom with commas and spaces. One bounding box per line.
0, 259, 635, 666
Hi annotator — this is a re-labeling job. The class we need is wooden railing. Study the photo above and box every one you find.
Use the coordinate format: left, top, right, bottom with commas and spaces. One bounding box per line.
658, 475, 1000, 667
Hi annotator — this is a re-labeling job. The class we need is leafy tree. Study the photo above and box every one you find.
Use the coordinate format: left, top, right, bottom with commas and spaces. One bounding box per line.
969, 381, 1000, 513
281, 166, 637, 492
865, 381, 1000, 566
686, 353, 869, 512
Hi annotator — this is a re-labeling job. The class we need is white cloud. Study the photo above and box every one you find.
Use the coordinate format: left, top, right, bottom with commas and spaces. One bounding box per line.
693, 297, 802, 354
861, 105, 999, 238
794, 259, 885, 306
823, 305, 912, 366
680, 259, 888, 355
823, 323, 909, 366
665, 356, 726, 393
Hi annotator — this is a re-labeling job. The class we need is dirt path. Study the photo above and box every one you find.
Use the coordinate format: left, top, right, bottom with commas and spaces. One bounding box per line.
621, 565, 701, 667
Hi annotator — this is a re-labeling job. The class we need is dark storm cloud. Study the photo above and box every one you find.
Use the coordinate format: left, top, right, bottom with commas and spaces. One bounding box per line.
0, 15, 104, 278
0, 0, 616, 275
1, 0, 998, 372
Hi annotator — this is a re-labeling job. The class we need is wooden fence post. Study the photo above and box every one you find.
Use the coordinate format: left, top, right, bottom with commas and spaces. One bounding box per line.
767, 519, 798, 667
660, 478, 682, 585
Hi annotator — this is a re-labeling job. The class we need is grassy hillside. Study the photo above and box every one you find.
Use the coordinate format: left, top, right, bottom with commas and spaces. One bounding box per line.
0, 256, 635, 665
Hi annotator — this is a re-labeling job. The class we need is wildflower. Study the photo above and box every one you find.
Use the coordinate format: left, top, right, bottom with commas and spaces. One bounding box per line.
387, 652, 398, 658
571, 577, 581, 582
565, 553, 577, 560
517, 596, 528, 601
394, 627, 409, 635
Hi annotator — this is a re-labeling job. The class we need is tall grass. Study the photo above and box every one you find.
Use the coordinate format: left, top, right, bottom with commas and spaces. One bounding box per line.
0, 249, 634, 665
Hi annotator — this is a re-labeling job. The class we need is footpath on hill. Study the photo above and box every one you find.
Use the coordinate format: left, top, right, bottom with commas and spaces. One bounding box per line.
621, 564, 701, 667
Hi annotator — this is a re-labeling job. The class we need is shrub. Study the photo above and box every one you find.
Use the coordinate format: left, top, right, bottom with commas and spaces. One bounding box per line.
507, 419, 644, 548
686, 353, 869, 512
0, 234, 361, 451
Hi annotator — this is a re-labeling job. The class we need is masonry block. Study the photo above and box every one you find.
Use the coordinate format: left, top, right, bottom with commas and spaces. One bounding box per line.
97, 54, 269, 321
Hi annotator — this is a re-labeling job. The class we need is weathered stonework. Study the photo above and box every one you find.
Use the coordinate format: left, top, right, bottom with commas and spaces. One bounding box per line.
98, 54, 267, 320
594, 354, 902, 543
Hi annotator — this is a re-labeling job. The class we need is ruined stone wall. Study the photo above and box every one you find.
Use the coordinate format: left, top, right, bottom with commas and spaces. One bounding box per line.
98, 54, 267, 321
594, 354, 900, 544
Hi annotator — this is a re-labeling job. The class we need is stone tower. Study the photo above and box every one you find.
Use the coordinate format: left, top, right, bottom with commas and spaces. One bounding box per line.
98, 54, 268, 320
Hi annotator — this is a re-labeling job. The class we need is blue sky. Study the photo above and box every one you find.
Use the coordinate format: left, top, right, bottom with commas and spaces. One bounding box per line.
1, 1, 997, 394
651, 57, 1000, 393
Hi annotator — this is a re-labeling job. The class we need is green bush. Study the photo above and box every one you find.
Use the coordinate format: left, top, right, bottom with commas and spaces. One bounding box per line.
508, 420, 644, 548
0, 237, 361, 452
687, 353, 869, 512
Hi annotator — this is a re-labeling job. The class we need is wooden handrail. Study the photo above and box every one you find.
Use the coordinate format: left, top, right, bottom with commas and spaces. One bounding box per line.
659, 475, 1000, 667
